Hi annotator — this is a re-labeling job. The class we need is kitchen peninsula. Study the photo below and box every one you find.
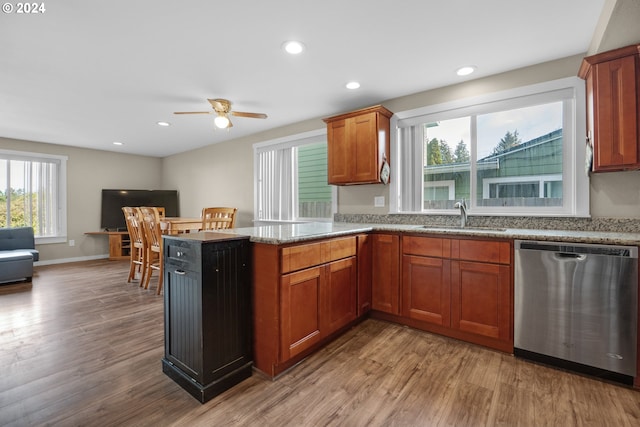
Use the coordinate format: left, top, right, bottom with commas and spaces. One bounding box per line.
216, 221, 640, 385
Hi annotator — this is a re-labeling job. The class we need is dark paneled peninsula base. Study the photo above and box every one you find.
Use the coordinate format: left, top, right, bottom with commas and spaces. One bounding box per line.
162, 232, 252, 403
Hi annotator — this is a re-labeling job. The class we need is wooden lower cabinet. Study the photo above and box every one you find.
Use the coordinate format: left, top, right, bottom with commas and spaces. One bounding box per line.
356, 234, 372, 316
254, 232, 513, 377
371, 233, 400, 314
451, 260, 512, 342
402, 254, 450, 326
280, 266, 323, 360
280, 257, 357, 361
253, 235, 359, 378
397, 235, 513, 352
325, 257, 358, 333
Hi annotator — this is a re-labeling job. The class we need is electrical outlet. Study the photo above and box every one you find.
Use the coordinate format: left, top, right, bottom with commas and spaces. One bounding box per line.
69, 239, 75, 247
374, 196, 385, 207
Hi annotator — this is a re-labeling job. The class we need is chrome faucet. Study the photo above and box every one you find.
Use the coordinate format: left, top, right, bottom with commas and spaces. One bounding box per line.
454, 199, 467, 228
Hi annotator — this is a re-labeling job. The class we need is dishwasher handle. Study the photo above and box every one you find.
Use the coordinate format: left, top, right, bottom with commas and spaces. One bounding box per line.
554, 252, 587, 261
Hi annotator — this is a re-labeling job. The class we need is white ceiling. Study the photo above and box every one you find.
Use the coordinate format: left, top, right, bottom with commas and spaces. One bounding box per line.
0, 0, 606, 157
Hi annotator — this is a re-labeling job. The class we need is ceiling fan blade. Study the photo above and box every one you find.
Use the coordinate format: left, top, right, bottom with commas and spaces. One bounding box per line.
232, 111, 268, 119
174, 111, 213, 115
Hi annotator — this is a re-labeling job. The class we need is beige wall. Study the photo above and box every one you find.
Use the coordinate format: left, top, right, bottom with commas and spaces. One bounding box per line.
0, 137, 162, 262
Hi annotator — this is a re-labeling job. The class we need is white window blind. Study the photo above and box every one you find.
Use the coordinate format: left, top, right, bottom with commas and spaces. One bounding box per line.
253, 129, 335, 223
256, 147, 295, 221
0, 149, 67, 241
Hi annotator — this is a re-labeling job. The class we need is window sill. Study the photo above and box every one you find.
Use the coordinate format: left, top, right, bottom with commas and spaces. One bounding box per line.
35, 236, 67, 245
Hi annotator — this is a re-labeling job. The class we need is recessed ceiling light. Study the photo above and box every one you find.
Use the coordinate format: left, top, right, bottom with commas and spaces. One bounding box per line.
282, 40, 305, 55
456, 66, 476, 76
113, 141, 123, 146
157, 121, 171, 127
346, 81, 360, 90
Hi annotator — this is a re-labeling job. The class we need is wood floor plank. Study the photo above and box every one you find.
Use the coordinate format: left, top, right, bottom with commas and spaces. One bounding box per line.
1, 259, 639, 426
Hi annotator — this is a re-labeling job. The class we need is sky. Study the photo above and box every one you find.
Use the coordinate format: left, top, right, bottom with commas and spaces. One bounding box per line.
425, 101, 563, 158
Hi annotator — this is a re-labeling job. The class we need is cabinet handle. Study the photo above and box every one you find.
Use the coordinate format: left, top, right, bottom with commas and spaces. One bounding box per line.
175, 270, 186, 276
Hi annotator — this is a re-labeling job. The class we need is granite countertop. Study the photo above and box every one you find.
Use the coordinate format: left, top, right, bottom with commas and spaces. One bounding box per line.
403, 225, 640, 246
215, 222, 375, 244
212, 222, 640, 246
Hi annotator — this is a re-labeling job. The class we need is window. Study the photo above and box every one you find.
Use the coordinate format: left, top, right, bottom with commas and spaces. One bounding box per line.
0, 149, 67, 243
254, 130, 335, 223
393, 77, 588, 217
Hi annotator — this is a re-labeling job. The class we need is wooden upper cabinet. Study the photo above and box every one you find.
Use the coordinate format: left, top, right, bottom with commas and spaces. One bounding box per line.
324, 105, 393, 185
578, 44, 640, 172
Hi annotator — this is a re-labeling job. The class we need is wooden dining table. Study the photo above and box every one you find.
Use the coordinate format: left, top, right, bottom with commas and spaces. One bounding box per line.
159, 217, 203, 235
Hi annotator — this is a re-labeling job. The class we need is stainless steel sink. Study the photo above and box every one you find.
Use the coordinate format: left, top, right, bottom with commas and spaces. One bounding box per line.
421, 225, 507, 232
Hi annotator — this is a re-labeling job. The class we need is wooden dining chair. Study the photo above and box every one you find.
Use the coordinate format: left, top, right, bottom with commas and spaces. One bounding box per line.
154, 206, 166, 218
139, 206, 164, 294
200, 207, 237, 230
122, 206, 146, 284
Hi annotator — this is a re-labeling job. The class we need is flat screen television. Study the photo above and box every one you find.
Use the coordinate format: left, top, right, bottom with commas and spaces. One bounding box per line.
100, 189, 179, 231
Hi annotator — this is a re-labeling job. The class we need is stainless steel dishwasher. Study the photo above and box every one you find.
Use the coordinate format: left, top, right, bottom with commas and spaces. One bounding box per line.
514, 240, 638, 384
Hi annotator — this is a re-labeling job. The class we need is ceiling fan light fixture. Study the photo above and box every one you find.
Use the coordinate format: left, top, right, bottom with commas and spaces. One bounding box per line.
282, 40, 305, 55
214, 114, 230, 129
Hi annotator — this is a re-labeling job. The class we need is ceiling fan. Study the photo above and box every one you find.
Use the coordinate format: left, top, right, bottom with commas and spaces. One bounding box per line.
174, 98, 267, 129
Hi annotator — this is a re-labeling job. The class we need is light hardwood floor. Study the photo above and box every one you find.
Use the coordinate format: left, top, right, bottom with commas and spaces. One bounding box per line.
1, 259, 639, 426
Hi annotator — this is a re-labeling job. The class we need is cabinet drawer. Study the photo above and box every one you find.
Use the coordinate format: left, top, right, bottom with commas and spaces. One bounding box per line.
402, 235, 449, 258
281, 236, 356, 274
165, 239, 201, 272
282, 241, 323, 273
452, 239, 511, 264
329, 236, 357, 261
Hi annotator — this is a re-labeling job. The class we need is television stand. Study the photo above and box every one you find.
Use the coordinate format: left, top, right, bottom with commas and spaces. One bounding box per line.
85, 231, 130, 260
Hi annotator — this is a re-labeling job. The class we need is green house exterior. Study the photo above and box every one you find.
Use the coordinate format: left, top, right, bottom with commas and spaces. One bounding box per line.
298, 142, 332, 218
424, 129, 563, 209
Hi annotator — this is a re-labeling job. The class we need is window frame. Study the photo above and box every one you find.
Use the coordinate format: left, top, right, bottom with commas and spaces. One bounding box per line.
253, 129, 337, 224
0, 149, 68, 244
390, 77, 589, 217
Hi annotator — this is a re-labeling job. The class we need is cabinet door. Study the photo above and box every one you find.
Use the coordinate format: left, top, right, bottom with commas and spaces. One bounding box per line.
451, 260, 511, 341
327, 119, 351, 184
201, 242, 252, 384
591, 55, 639, 171
357, 234, 372, 315
280, 266, 323, 360
371, 234, 400, 314
164, 266, 204, 382
352, 112, 380, 183
324, 257, 357, 334
402, 255, 451, 326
